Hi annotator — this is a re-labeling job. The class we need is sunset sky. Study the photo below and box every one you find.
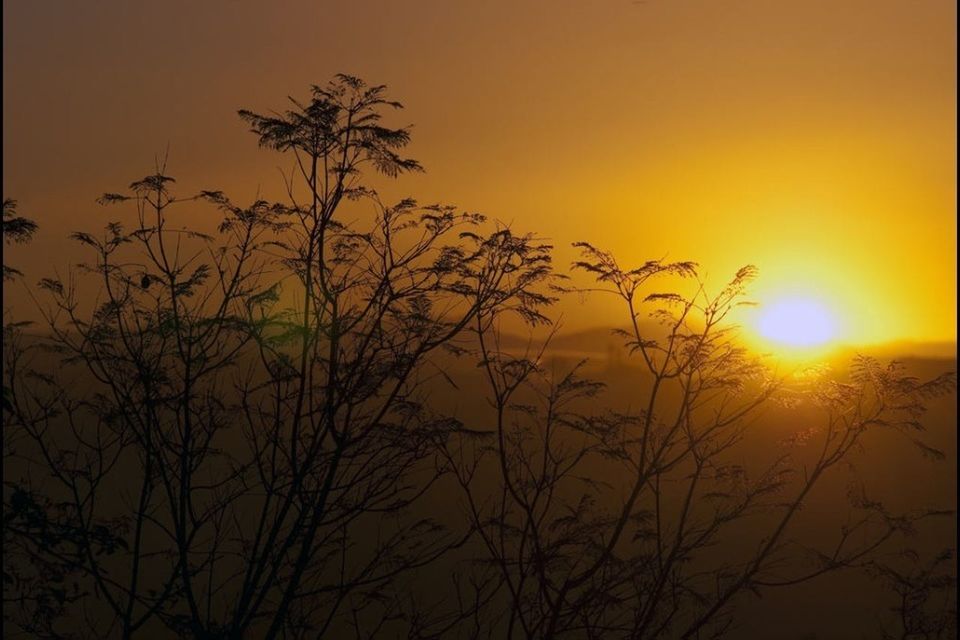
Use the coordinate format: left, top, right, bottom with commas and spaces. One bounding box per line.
3, 0, 956, 346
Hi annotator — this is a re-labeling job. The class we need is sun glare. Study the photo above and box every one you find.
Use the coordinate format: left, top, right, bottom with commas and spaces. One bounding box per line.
755, 297, 838, 348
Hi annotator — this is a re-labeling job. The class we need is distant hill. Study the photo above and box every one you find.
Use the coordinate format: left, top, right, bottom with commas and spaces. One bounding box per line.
850, 340, 957, 360
494, 326, 958, 363
14, 324, 957, 366
495, 326, 636, 351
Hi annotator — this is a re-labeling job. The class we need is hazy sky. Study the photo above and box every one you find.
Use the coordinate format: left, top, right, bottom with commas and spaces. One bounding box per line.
3, 0, 956, 343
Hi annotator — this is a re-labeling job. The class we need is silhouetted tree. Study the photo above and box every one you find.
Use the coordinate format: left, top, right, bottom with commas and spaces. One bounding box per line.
439, 244, 956, 639
1, 198, 83, 638
2, 77, 955, 640
2, 76, 557, 638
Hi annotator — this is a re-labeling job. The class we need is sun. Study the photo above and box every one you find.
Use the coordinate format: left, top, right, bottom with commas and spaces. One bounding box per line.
754, 297, 838, 348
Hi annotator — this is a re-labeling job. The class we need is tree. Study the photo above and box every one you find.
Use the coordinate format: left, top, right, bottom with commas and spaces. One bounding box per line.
439, 244, 956, 638
2, 75, 558, 638
1, 198, 71, 637
2, 76, 955, 639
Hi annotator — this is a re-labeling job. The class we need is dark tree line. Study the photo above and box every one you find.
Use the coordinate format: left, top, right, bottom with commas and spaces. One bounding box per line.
3, 75, 956, 639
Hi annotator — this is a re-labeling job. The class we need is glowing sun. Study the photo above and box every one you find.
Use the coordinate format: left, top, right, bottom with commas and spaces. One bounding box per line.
755, 297, 838, 348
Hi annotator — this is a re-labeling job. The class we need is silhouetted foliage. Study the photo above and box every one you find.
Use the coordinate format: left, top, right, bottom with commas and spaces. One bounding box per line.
2, 198, 39, 280
2, 76, 956, 639
869, 548, 957, 639
438, 246, 956, 639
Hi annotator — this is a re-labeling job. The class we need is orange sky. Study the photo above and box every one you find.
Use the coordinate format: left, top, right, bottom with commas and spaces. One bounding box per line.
3, 0, 956, 344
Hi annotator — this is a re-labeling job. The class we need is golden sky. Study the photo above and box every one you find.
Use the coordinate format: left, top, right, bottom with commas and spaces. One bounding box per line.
3, 0, 956, 344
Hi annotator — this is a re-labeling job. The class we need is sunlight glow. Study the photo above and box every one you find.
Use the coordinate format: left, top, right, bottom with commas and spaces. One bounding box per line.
755, 298, 838, 348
